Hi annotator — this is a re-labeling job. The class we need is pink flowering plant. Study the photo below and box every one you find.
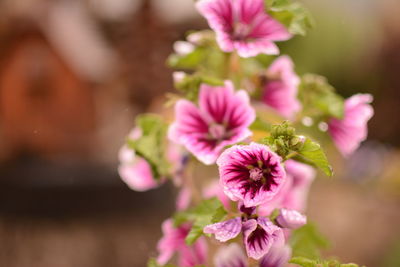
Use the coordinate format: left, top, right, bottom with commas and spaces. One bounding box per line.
120, 1, 373, 266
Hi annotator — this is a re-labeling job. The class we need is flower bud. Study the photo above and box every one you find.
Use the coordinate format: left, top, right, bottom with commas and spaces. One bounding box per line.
276, 208, 307, 229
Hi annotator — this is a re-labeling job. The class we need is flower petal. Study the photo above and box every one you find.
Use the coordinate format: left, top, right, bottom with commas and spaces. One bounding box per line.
217, 142, 286, 207
276, 208, 307, 229
168, 99, 217, 165
197, 0, 291, 57
118, 158, 159, 192
214, 243, 249, 267
259, 242, 291, 267
203, 217, 242, 242
328, 94, 374, 156
243, 217, 284, 260
178, 236, 208, 267
196, 0, 235, 52
262, 56, 301, 119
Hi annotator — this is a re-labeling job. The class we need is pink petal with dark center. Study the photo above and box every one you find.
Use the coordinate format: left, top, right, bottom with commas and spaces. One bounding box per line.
218, 143, 286, 207
243, 217, 283, 260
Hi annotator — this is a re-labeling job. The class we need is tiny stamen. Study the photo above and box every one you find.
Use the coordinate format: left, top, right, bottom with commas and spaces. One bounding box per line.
249, 168, 264, 181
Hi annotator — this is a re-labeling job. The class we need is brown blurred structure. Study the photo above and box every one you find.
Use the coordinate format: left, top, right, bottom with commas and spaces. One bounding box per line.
0, 20, 95, 159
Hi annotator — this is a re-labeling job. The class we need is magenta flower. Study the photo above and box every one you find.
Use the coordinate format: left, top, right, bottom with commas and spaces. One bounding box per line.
204, 216, 283, 260
217, 142, 286, 207
157, 219, 207, 267
328, 94, 374, 156
169, 81, 255, 165
258, 160, 315, 216
259, 241, 291, 267
214, 243, 248, 267
196, 0, 292, 57
262, 56, 301, 119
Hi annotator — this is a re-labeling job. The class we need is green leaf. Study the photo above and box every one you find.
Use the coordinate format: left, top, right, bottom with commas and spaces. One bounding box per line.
290, 223, 330, 260
265, 0, 315, 36
167, 31, 227, 79
173, 198, 227, 245
289, 256, 317, 267
147, 258, 178, 267
250, 117, 272, 132
127, 114, 170, 179
168, 47, 208, 70
297, 138, 333, 176
290, 257, 362, 267
299, 74, 345, 119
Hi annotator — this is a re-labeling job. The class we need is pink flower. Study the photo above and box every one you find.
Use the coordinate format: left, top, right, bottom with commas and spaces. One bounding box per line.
118, 144, 159, 192
214, 243, 248, 267
258, 160, 315, 216
328, 94, 374, 156
157, 219, 207, 267
196, 0, 291, 57
259, 241, 291, 267
118, 129, 161, 191
262, 56, 301, 119
204, 216, 284, 260
169, 81, 255, 165
276, 208, 307, 229
217, 142, 286, 207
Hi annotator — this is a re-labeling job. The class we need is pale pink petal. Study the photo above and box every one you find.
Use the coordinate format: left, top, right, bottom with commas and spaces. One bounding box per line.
263, 56, 301, 119
179, 236, 208, 267
157, 219, 185, 265
157, 219, 207, 266
176, 187, 192, 211
204, 217, 242, 242
118, 158, 158, 192
214, 243, 249, 267
258, 160, 315, 215
118, 145, 135, 163
328, 94, 374, 156
276, 208, 307, 229
259, 242, 291, 267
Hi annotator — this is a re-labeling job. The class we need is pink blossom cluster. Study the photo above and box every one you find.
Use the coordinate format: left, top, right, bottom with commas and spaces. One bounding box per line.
115, 0, 374, 266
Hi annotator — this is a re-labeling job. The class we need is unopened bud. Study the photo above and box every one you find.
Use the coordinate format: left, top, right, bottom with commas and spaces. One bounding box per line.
173, 41, 195, 55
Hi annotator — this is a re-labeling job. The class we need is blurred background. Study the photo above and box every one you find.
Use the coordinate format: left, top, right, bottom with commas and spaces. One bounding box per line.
0, 0, 399, 266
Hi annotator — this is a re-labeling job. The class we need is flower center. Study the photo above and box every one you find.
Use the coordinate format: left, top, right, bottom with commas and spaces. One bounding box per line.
233, 22, 251, 40
249, 167, 264, 181
209, 124, 226, 140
